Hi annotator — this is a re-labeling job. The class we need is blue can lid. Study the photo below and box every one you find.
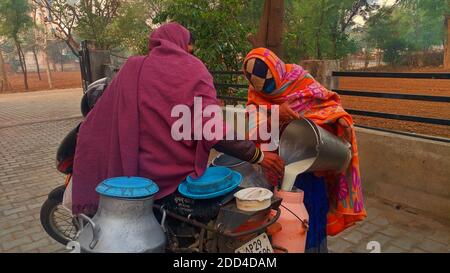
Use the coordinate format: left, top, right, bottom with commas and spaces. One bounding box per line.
96, 176, 159, 198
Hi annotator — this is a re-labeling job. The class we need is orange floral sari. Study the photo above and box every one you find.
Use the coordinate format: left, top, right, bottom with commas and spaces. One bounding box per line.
244, 48, 366, 235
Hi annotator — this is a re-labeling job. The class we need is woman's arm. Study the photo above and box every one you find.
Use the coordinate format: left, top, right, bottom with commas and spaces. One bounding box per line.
213, 140, 284, 177
213, 140, 261, 163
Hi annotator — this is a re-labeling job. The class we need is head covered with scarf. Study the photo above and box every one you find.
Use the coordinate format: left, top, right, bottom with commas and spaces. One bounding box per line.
72, 22, 221, 215
243, 48, 366, 235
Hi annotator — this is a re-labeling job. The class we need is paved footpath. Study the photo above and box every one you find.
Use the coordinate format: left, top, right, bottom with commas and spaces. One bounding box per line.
0, 88, 449, 253
0, 89, 82, 253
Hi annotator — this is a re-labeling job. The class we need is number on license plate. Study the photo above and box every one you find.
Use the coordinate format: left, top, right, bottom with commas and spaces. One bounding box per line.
235, 233, 274, 253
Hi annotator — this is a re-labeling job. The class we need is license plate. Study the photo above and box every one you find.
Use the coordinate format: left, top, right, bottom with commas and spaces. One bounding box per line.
235, 233, 274, 253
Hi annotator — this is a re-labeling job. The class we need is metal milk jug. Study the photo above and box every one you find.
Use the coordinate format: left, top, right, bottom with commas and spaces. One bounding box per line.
76, 177, 166, 253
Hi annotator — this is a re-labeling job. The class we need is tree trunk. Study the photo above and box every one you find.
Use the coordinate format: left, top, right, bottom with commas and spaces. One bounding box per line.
0, 50, 12, 92
377, 50, 382, 66
60, 54, 64, 72
316, 1, 325, 60
31, 9, 42, 81
331, 18, 339, 59
331, 37, 337, 60
444, 16, 450, 70
14, 39, 29, 91
44, 50, 53, 89
364, 50, 370, 69
266, 0, 284, 57
247, 0, 284, 57
66, 37, 80, 58
32, 48, 42, 80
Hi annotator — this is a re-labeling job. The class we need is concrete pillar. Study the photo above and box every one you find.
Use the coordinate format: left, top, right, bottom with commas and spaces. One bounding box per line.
299, 60, 340, 90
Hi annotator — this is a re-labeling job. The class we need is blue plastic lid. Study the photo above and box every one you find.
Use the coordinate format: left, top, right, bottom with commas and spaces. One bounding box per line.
187, 166, 231, 184
186, 166, 234, 195
96, 176, 159, 198
179, 171, 242, 199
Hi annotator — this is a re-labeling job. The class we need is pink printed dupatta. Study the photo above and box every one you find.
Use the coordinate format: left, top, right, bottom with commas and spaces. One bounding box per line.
244, 48, 366, 235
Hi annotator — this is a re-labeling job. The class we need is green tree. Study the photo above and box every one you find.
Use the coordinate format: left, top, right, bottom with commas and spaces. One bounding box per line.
74, 0, 121, 50
23, 6, 45, 81
47, 40, 77, 72
0, 40, 14, 91
364, 7, 406, 65
364, 1, 450, 66
283, 0, 377, 63
0, 0, 33, 90
107, 0, 162, 55
398, 0, 450, 51
34, 0, 165, 56
154, 0, 252, 71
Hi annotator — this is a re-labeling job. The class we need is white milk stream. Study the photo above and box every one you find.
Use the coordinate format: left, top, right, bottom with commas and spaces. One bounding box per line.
281, 157, 316, 191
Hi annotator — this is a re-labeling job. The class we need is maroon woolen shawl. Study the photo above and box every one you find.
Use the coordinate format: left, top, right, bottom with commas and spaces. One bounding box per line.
72, 23, 221, 215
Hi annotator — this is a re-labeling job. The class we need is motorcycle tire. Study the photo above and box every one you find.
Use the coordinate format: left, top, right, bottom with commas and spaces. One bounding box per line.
40, 186, 78, 245
80, 93, 90, 117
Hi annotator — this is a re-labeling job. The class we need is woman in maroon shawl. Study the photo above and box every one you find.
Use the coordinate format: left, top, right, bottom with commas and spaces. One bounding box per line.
72, 22, 284, 215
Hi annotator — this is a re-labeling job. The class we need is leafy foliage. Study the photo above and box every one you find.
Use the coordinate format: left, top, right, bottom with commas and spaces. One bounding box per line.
0, 0, 33, 89
0, 0, 32, 40
154, 0, 253, 70
363, 0, 450, 65
4, 0, 450, 72
33, 0, 165, 56
107, 0, 154, 55
47, 40, 78, 65
283, 0, 378, 62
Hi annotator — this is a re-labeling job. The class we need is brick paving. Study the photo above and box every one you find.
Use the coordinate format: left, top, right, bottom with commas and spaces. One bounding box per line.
0, 89, 82, 129
1, 88, 449, 253
0, 89, 82, 253
328, 197, 450, 253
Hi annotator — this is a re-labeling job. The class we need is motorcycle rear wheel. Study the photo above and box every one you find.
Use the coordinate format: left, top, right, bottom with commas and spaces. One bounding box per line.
40, 190, 79, 245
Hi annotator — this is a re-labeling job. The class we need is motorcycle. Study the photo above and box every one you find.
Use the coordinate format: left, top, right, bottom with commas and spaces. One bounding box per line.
40, 78, 109, 245
40, 79, 293, 253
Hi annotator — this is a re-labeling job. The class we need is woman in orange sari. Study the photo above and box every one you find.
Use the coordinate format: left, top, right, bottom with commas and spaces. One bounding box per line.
243, 48, 366, 252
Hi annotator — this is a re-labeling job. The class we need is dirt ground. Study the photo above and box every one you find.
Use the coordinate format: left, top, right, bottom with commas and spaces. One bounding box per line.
1, 69, 449, 138
1, 71, 82, 93
338, 76, 450, 138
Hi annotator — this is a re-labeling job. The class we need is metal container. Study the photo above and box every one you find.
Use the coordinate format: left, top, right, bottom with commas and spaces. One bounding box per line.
76, 177, 166, 253
279, 118, 352, 173
212, 153, 272, 189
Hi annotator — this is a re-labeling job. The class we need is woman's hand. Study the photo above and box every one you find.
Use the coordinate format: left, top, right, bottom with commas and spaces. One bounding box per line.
260, 151, 285, 178
338, 118, 352, 143
279, 100, 300, 123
